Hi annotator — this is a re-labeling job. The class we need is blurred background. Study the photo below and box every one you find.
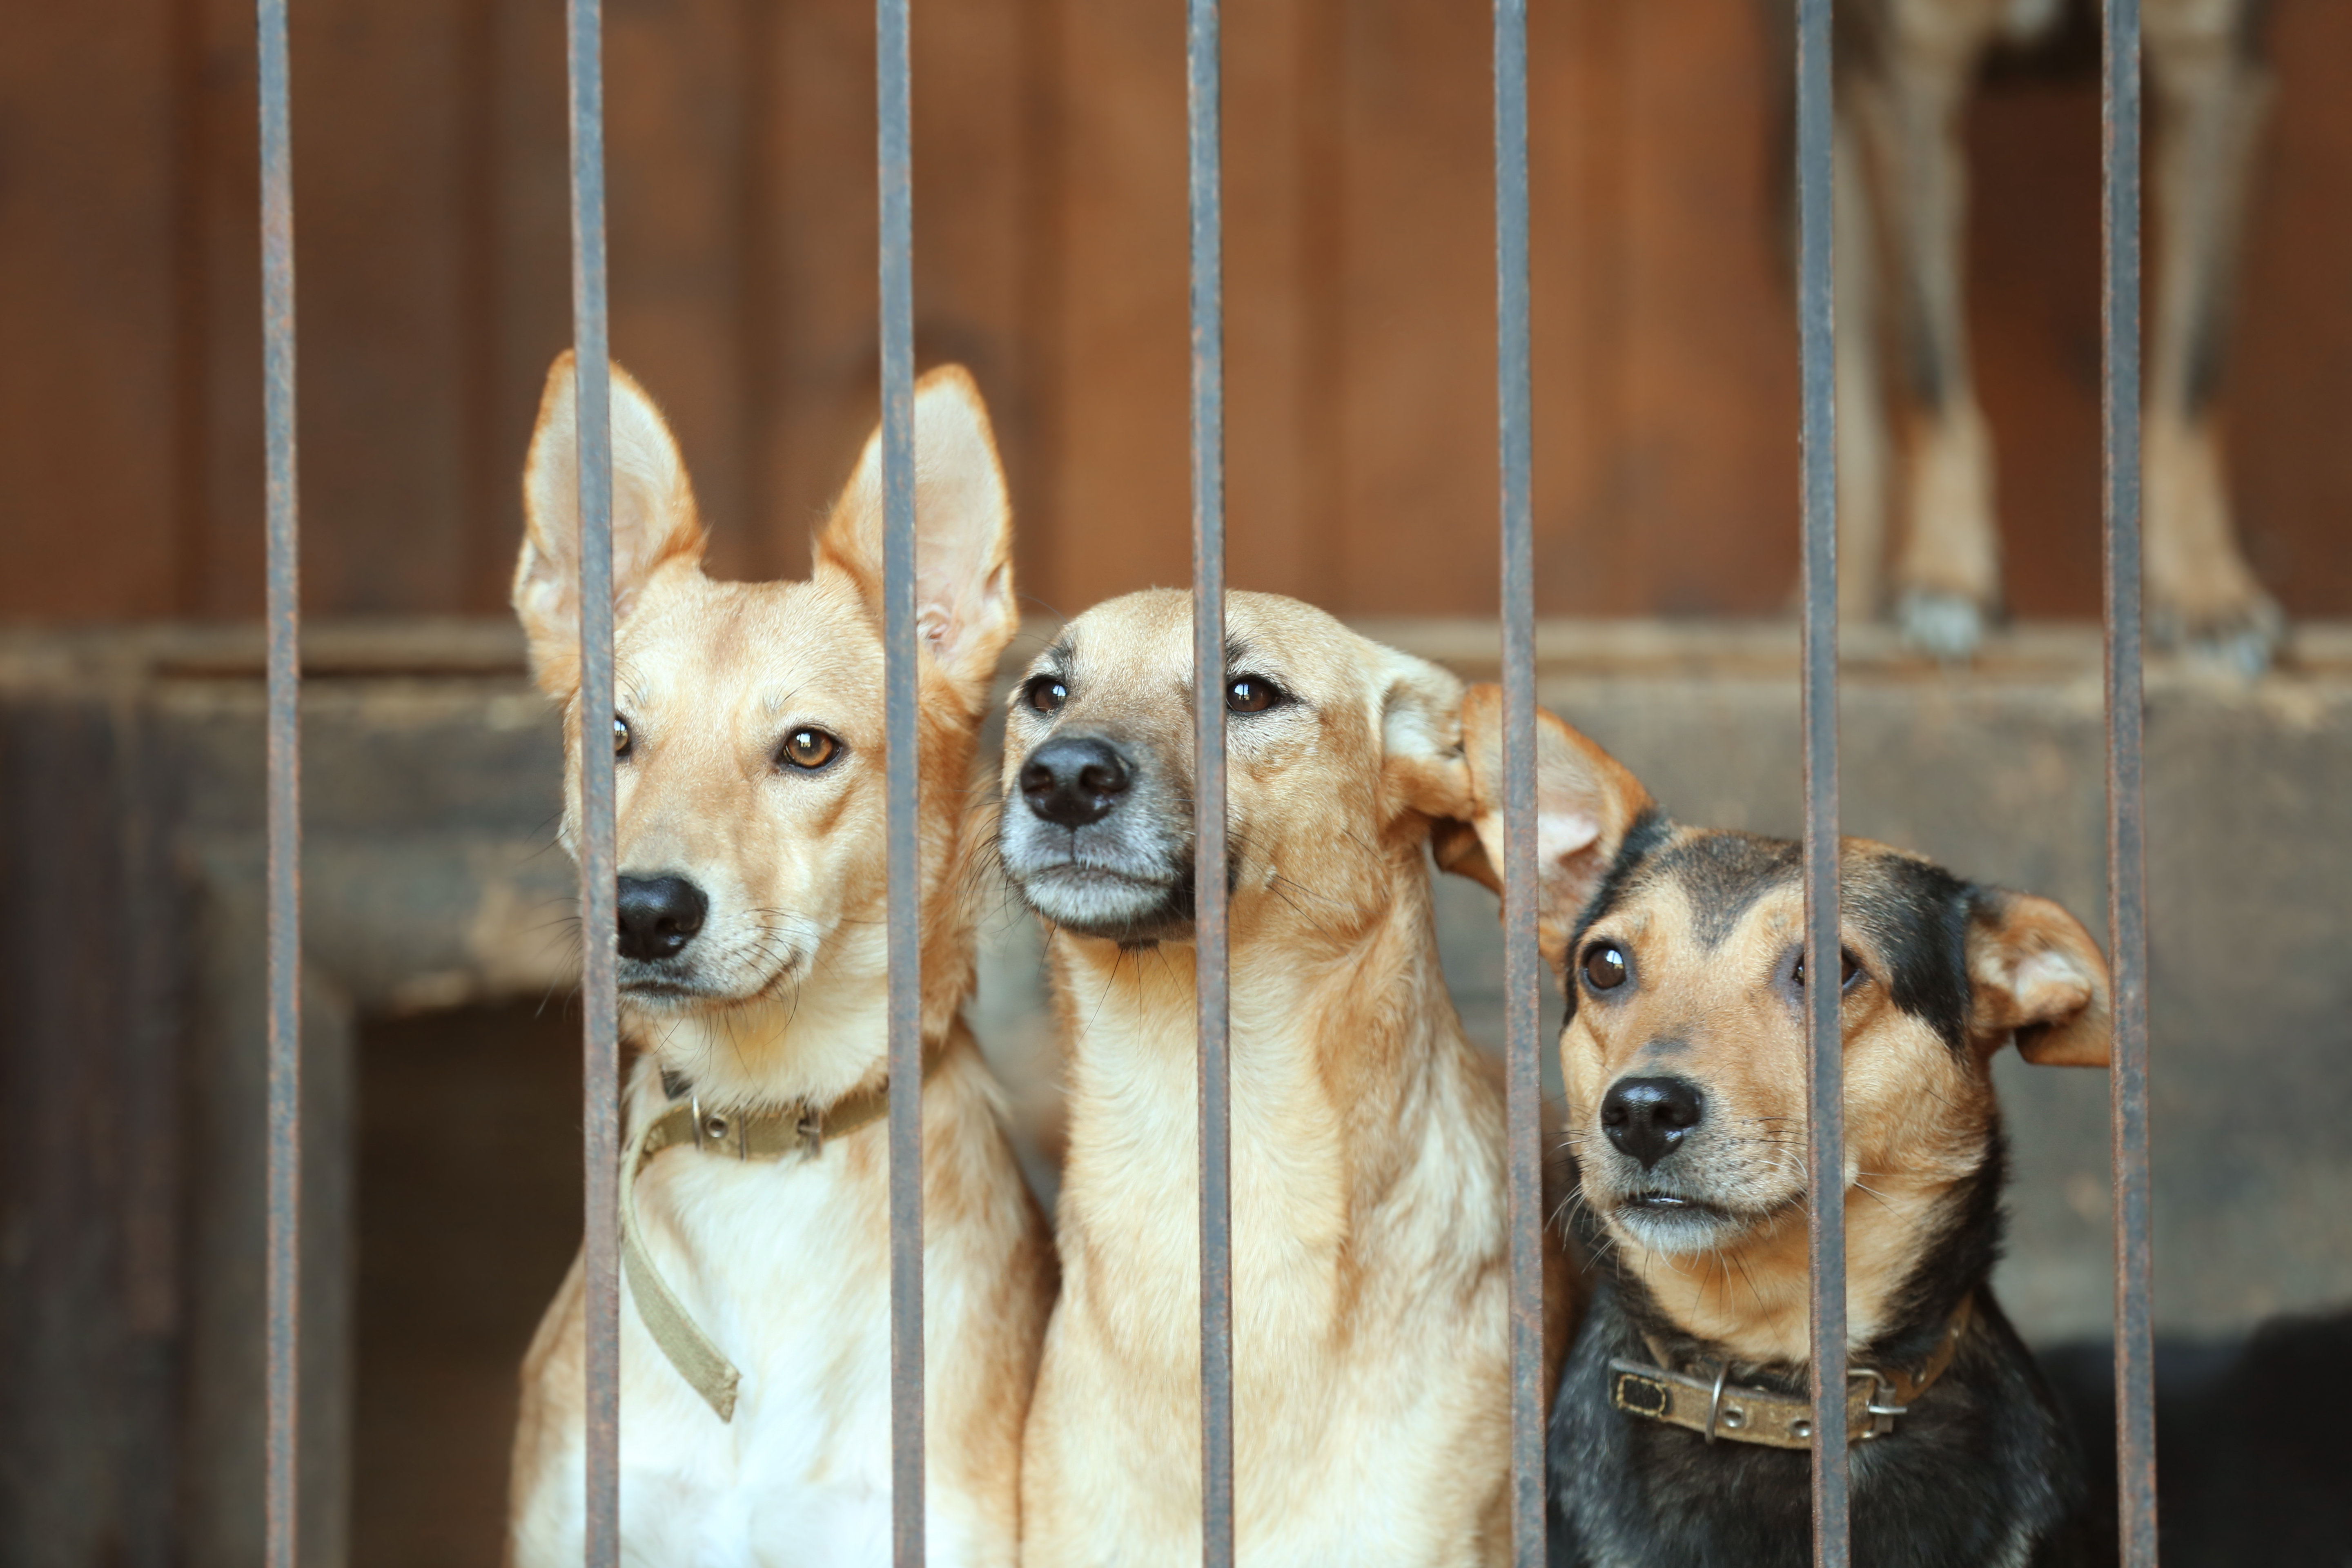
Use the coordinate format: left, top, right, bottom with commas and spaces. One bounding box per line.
3, 2, 2350, 1565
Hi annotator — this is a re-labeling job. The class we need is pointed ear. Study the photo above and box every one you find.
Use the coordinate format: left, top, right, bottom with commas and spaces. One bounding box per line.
513, 352, 706, 697
1966, 889, 2111, 1067
815, 365, 1017, 707
1440, 684, 1655, 972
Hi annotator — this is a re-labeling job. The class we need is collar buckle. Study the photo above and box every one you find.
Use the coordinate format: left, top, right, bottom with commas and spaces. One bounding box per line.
688, 1094, 748, 1158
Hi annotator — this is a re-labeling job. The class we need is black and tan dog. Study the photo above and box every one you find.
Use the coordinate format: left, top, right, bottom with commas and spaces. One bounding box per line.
1443, 688, 2109, 1567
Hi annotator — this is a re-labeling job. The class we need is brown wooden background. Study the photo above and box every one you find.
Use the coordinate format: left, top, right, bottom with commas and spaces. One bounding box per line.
3, 0, 2348, 626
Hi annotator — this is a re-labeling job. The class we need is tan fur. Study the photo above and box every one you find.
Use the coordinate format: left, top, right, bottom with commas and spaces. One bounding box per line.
1001, 592, 1570, 1567
1452, 689, 2107, 1367
503, 354, 1051, 1566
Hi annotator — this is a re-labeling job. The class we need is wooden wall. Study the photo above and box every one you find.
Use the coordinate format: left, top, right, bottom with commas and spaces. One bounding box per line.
3, 0, 2348, 624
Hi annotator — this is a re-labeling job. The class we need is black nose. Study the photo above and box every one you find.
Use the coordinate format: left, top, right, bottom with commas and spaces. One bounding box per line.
1600, 1076, 1706, 1170
1020, 735, 1134, 828
616, 874, 708, 961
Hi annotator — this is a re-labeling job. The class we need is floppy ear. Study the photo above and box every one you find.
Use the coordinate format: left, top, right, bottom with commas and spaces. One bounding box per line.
1370, 644, 1474, 825
815, 365, 1017, 708
513, 352, 706, 697
1439, 684, 1654, 972
1965, 888, 2111, 1067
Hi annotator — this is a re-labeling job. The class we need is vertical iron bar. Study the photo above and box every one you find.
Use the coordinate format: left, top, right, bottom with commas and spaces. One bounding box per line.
2101, 0, 2157, 1561
876, 0, 925, 1561
564, 0, 621, 1560
1187, 0, 1233, 1562
1491, 0, 1543, 1562
1794, 0, 1848, 1563
256, 0, 300, 1562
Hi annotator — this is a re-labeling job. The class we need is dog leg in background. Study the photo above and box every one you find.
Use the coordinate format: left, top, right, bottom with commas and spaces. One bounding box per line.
1834, 116, 1893, 626
1848, 0, 2009, 659
2144, 0, 2281, 676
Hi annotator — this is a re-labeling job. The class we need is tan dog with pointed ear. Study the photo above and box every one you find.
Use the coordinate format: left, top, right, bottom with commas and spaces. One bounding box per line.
994, 591, 1571, 1566
1447, 686, 2107, 1566
503, 354, 1052, 1567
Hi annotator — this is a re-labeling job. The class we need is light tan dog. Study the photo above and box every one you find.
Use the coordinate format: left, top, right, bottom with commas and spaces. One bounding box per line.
503, 354, 1052, 1566
995, 589, 1569, 1566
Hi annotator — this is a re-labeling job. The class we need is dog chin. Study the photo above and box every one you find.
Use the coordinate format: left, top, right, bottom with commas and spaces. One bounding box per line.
1018, 863, 1193, 943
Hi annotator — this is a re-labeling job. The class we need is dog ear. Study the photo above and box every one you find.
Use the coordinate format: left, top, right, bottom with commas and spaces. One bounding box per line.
815, 365, 1018, 708
1965, 888, 2111, 1067
1441, 684, 1654, 972
513, 352, 706, 697
1372, 645, 1475, 824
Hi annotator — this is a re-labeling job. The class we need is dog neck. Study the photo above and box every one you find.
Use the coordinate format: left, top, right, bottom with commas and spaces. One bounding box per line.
1046, 832, 1492, 1351
1602, 1123, 2004, 1374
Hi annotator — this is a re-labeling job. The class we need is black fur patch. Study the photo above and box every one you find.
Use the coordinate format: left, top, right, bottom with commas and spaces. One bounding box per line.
1648, 833, 1803, 949
1845, 856, 1975, 1053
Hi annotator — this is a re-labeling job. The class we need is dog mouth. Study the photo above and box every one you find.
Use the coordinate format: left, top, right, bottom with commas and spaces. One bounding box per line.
618, 948, 809, 1009
1016, 856, 1196, 942
1597, 1187, 1781, 1254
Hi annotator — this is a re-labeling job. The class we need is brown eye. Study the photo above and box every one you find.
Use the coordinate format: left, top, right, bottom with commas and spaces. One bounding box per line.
1226, 676, 1283, 713
613, 716, 632, 758
1026, 677, 1067, 715
1793, 947, 1863, 989
1581, 943, 1628, 993
779, 728, 838, 770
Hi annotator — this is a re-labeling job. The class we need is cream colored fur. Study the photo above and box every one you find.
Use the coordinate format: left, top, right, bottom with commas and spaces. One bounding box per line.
998, 591, 1570, 1566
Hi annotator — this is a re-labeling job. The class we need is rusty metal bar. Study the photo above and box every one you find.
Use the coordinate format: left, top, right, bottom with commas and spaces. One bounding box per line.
1491, 0, 1543, 1561
2100, 0, 2158, 1560
875, 0, 925, 1560
256, 0, 301, 1561
1186, 0, 1234, 1560
563, 0, 622, 1559
1793, 0, 1848, 1561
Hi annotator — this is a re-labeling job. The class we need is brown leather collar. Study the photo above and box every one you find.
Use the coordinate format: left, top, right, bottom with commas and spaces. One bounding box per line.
623, 1039, 948, 1422
1608, 1294, 1975, 1450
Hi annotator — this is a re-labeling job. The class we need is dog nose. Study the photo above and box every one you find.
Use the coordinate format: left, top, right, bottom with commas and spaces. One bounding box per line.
616, 874, 708, 960
1020, 735, 1133, 828
1600, 1076, 1705, 1169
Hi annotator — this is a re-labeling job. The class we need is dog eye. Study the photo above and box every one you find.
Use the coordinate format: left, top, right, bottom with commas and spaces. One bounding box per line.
778, 728, 839, 770
1227, 675, 1286, 713
613, 716, 633, 759
1581, 943, 1629, 993
1793, 946, 1864, 990
1025, 677, 1067, 715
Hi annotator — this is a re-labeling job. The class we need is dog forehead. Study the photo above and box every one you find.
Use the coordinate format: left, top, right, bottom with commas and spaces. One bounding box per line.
617, 570, 880, 722
1044, 587, 1372, 702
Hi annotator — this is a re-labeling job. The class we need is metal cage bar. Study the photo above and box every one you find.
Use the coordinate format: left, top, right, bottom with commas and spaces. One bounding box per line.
1186, 0, 1236, 1562
1491, 0, 1544, 1561
257, 0, 301, 1561
1793, 0, 1849, 1562
875, 0, 927, 1560
2100, 0, 2158, 1560
563, 0, 624, 1559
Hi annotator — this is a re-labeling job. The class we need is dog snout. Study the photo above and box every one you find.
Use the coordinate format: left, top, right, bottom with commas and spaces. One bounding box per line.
1600, 1075, 1705, 1170
617, 874, 709, 960
1020, 734, 1134, 828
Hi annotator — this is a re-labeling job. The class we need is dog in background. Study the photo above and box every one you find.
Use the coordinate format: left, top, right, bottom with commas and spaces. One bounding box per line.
1831, 0, 2281, 672
996, 590, 1570, 1566
503, 356, 1052, 1565
1441, 688, 2107, 1566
